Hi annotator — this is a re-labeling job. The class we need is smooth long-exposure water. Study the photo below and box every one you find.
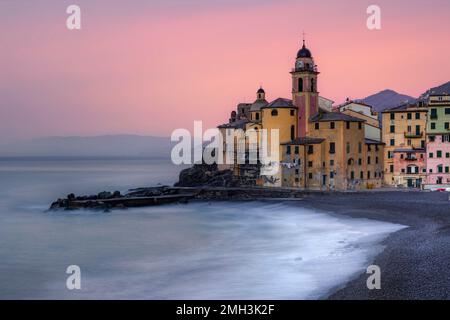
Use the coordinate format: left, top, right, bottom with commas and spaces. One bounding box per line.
0, 158, 405, 299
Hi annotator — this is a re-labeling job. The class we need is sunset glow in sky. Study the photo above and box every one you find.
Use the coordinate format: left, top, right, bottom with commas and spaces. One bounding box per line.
1, 0, 450, 141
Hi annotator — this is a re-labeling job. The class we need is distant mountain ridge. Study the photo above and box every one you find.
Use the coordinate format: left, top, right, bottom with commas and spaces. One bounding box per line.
0, 135, 173, 158
359, 89, 415, 113
357, 81, 450, 113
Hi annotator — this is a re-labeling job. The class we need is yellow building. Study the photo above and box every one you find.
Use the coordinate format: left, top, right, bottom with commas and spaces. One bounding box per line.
217, 39, 385, 190
381, 104, 428, 186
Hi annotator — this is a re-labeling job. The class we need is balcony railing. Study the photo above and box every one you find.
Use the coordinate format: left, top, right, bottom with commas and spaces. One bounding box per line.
404, 131, 423, 138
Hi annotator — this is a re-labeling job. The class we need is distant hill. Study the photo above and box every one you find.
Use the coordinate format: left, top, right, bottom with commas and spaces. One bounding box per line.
418, 81, 450, 102
0, 135, 173, 158
359, 89, 415, 113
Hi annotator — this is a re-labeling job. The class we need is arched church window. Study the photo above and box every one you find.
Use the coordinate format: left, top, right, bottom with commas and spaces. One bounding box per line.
271, 109, 278, 116
311, 78, 315, 92
298, 78, 303, 92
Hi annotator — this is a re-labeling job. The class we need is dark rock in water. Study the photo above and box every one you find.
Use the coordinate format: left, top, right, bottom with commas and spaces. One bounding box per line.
112, 191, 121, 198
67, 193, 75, 200
98, 191, 112, 199
175, 164, 258, 187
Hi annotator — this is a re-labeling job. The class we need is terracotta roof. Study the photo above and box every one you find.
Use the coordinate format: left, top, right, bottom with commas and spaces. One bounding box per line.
310, 112, 365, 122
281, 137, 325, 145
217, 119, 249, 129
262, 98, 296, 109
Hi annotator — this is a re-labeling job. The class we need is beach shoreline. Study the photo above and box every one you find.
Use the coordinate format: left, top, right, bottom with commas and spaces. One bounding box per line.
297, 191, 450, 299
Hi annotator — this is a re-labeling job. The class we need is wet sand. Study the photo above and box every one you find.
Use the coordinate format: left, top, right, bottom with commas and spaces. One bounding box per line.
301, 191, 450, 300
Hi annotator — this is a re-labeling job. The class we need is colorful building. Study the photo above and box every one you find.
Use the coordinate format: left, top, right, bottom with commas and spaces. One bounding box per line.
425, 93, 450, 188
381, 104, 428, 187
218, 39, 385, 191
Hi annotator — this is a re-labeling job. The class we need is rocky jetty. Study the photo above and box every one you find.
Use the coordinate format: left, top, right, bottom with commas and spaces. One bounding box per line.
175, 163, 258, 187
49, 186, 195, 211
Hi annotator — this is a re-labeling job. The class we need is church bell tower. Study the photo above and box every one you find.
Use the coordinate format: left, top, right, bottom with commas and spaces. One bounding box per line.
291, 39, 320, 137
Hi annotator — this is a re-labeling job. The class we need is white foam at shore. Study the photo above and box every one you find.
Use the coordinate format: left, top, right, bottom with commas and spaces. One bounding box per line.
61, 201, 406, 299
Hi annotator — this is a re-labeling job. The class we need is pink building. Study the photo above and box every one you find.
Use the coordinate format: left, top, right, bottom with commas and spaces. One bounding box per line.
426, 134, 450, 186
393, 149, 427, 188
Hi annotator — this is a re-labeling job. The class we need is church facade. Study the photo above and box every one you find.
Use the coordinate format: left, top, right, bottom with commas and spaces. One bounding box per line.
218, 40, 384, 191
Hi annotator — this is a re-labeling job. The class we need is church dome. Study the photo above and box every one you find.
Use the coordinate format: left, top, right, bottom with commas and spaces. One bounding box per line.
257, 87, 265, 94
297, 42, 312, 58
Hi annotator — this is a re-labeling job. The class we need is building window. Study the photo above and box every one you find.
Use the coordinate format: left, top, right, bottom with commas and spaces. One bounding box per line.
271, 109, 278, 116
390, 113, 395, 120
446, 153, 450, 158
407, 139, 411, 146
443, 135, 450, 143
330, 160, 334, 166
330, 171, 334, 179
315, 123, 319, 130
390, 164, 394, 173
388, 151, 393, 159
376, 156, 379, 164
446, 167, 450, 173
350, 171, 355, 180
429, 135, 435, 142
329, 142, 335, 154
346, 142, 350, 153
255, 113, 260, 120
429, 152, 434, 158
295, 146, 299, 155
307, 145, 314, 154
295, 169, 299, 175
311, 78, 315, 92
286, 146, 291, 154
295, 178, 299, 182
390, 125, 395, 133
367, 171, 371, 179
330, 122, 335, 129
407, 125, 412, 132
445, 122, 450, 130
367, 156, 371, 165
358, 122, 362, 130
346, 122, 350, 129
407, 113, 412, 120
308, 161, 313, 167
290, 110, 295, 116
360, 171, 364, 179
438, 165, 443, 173
415, 112, 420, 120
358, 142, 362, 153
298, 78, 303, 92
291, 125, 295, 140
308, 172, 313, 179
421, 140, 425, 148
401, 168, 405, 173
431, 122, 436, 130
390, 139, 395, 146
431, 108, 437, 119
445, 108, 450, 115
358, 158, 362, 165
437, 150, 442, 158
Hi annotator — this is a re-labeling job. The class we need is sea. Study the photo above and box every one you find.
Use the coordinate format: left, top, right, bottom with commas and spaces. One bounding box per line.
0, 157, 405, 299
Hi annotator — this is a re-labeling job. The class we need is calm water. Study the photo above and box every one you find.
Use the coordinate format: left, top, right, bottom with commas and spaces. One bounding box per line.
0, 158, 404, 299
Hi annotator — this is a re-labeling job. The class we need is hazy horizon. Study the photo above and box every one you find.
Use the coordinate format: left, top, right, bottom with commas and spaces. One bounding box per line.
1, 0, 450, 142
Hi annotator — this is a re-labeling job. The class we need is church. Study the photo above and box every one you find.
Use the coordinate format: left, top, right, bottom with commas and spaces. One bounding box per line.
218, 40, 385, 191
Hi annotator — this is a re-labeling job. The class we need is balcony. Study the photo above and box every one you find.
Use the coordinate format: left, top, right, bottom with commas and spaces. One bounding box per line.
404, 131, 423, 138
405, 156, 418, 161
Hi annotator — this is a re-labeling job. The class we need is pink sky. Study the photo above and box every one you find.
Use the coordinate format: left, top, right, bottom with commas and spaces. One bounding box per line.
1, 0, 449, 141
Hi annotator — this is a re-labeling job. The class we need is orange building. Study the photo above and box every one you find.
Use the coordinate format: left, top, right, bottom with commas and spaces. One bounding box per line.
218, 39, 384, 190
